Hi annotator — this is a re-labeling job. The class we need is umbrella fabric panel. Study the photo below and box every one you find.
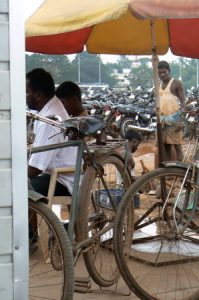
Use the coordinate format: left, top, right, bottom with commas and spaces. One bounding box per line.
26, 11, 169, 55
26, 28, 92, 54
170, 19, 199, 58
86, 11, 169, 55
25, 0, 129, 37
130, 0, 199, 19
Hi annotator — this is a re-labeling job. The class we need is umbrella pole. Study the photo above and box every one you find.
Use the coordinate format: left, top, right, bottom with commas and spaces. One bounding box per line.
151, 20, 165, 167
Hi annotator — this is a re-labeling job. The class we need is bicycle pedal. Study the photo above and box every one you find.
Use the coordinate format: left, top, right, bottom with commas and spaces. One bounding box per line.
74, 276, 91, 293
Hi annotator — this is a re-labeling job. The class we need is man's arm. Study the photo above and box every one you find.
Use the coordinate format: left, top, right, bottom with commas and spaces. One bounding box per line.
28, 165, 42, 179
176, 80, 186, 109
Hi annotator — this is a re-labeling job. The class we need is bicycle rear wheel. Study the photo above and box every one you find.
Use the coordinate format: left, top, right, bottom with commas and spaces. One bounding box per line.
114, 167, 199, 300
29, 199, 74, 300
76, 154, 132, 287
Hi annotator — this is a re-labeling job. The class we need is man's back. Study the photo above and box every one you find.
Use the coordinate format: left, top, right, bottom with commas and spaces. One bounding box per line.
29, 96, 76, 194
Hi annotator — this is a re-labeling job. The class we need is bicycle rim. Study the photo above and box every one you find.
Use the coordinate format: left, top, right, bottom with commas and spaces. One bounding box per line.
76, 154, 132, 287
29, 199, 74, 300
114, 167, 199, 300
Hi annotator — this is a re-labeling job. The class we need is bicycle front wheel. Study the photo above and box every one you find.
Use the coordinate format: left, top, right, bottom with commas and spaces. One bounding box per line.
114, 167, 199, 300
29, 199, 74, 300
76, 154, 132, 287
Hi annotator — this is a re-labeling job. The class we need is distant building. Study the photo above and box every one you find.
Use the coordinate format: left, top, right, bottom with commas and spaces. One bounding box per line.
78, 83, 109, 89
131, 59, 141, 68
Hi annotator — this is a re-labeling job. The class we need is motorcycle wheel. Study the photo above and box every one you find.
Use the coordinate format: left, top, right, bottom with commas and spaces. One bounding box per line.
120, 117, 139, 138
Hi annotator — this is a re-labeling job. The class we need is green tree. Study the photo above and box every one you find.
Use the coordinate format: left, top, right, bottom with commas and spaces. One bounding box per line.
170, 58, 198, 90
129, 64, 153, 89
26, 54, 76, 84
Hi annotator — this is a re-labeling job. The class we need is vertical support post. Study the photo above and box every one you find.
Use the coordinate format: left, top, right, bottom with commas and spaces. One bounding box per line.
150, 20, 165, 166
98, 55, 101, 85
78, 53, 81, 83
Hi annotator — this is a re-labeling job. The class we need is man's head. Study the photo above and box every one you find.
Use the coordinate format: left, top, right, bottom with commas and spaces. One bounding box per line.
56, 81, 82, 116
26, 68, 55, 111
158, 61, 171, 83
125, 130, 142, 153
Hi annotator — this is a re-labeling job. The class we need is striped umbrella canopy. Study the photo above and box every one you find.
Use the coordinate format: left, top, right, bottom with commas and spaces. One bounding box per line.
25, 0, 199, 58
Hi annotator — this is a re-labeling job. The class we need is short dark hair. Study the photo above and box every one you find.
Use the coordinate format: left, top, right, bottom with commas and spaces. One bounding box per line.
26, 68, 55, 98
56, 81, 81, 102
125, 130, 142, 141
158, 61, 170, 71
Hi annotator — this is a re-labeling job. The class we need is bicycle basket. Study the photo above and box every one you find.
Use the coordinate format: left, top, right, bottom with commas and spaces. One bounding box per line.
95, 188, 140, 209
176, 191, 194, 210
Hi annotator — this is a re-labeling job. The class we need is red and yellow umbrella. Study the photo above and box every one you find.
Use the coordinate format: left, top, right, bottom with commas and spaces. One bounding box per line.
26, 0, 199, 58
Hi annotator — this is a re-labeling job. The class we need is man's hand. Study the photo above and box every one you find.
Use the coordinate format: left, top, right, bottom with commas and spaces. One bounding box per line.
28, 165, 42, 179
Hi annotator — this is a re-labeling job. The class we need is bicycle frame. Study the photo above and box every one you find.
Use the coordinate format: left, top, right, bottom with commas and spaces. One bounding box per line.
27, 113, 129, 251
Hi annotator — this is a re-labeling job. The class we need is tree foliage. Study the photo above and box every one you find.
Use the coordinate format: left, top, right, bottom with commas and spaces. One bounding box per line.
26, 52, 199, 90
129, 64, 153, 89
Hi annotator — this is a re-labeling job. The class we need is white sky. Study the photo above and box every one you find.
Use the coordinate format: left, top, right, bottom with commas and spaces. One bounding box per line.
25, 0, 177, 63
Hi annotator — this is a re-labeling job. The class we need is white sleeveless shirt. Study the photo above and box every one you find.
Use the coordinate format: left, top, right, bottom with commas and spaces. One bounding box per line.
159, 78, 180, 116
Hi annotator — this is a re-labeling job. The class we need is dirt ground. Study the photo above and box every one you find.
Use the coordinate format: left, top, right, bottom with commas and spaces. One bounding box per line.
133, 141, 155, 176
133, 139, 193, 176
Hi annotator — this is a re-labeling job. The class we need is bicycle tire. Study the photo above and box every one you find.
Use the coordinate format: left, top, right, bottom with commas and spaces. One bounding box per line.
29, 199, 74, 300
76, 154, 132, 287
114, 167, 199, 300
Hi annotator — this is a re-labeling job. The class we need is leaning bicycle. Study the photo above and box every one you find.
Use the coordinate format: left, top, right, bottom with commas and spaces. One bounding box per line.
27, 112, 133, 291
114, 105, 199, 300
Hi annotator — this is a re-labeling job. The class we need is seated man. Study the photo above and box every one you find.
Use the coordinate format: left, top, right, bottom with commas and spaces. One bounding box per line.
27, 68, 76, 197
56, 81, 88, 117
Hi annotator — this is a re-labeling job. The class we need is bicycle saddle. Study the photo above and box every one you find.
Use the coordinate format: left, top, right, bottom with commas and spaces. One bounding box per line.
63, 116, 105, 137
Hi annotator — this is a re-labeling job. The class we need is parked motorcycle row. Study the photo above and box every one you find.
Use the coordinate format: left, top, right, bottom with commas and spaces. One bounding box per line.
82, 86, 199, 139
82, 87, 157, 139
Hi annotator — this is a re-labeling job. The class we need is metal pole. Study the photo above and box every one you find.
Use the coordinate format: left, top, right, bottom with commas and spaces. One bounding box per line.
78, 53, 81, 83
197, 59, 199, 88
150, 20, 165, 166
179, 60, 182, 80
98, 55, 101, 85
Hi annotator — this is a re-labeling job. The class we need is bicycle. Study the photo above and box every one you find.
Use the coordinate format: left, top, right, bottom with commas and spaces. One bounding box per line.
114, 105, 199, 300
27, 112, 133, 293
28, 190, 74, 300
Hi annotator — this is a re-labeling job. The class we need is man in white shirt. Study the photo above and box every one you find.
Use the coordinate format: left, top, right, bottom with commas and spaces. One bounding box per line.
27, 68, 76, 196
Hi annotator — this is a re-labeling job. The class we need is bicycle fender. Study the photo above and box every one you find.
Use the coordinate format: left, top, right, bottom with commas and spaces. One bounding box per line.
160, 161, 190, 170
28, 189, 48, 204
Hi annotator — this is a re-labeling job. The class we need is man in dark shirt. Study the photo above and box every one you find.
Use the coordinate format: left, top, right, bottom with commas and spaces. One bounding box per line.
121, 129, 142, 172
56, 81, 88, 117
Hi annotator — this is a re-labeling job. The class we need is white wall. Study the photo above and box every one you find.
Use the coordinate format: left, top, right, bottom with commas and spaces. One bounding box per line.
0, 0, 28, 298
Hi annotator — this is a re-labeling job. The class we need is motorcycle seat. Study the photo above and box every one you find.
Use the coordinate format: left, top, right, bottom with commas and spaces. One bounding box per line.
117, 106, 136, 114
63, 116, 105, 137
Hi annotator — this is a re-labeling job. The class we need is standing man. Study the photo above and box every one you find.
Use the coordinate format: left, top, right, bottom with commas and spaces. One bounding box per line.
56, 81, 88, 117
27, 68, 76, 196
158, 61, 185, 163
